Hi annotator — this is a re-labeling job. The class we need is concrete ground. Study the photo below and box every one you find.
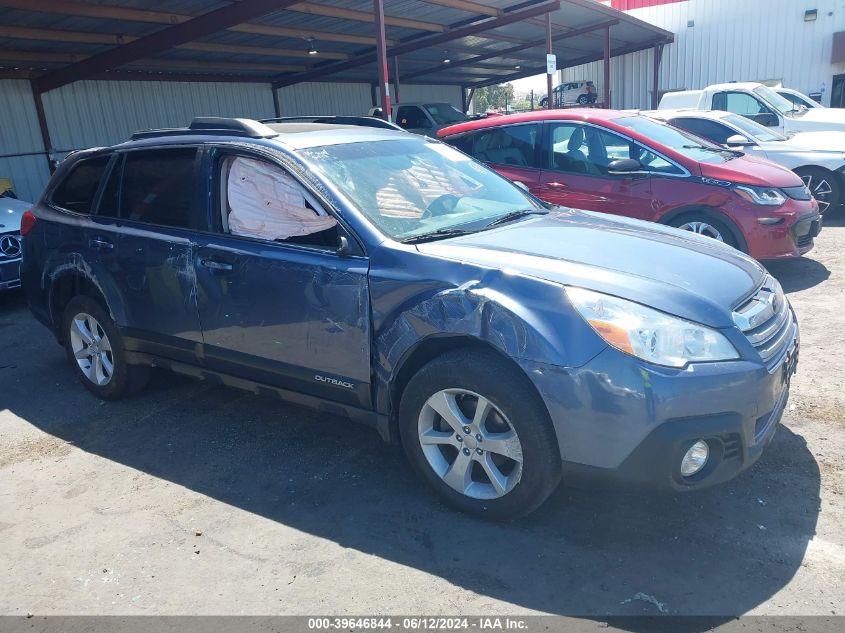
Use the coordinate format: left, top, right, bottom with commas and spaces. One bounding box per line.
1, 218, 843, 620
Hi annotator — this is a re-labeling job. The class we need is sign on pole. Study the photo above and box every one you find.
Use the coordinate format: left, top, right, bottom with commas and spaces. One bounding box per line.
546, 53, 557, 75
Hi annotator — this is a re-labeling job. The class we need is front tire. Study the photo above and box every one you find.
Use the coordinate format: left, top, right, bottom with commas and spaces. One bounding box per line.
62, 295, 150, 400
399, 349, 561, 519
668, 212, 742, 251
795, 166, 841, 215
577, 94, 589, 105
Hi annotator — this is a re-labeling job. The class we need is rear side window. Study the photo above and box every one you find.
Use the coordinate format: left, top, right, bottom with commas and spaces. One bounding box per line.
468, 123, 539, 168
670, 117, 734, 145
396, 106, 430, 130
52, 156, 110, 214
121, 148, 197, 228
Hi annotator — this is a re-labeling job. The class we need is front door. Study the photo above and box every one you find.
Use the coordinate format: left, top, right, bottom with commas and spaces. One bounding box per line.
538, 122, 653, 218
194, 149, 372, 408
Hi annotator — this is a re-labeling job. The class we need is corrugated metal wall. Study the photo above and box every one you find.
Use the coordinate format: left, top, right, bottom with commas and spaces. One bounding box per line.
563, 0, 845, 109
42, 80, 275, 155
0, 77, 464, 202
0, 80, 50, 203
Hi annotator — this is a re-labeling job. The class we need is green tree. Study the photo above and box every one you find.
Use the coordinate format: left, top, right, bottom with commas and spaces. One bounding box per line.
473, 83, 515, 112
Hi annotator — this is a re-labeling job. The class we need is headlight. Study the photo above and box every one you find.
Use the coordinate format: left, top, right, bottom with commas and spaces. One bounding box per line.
565, 287, 739, 368
735, 185, 786, 206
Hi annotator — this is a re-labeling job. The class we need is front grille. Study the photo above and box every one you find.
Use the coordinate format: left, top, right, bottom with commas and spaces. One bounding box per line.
733, 275, 795, 367
0, 231, 22, 262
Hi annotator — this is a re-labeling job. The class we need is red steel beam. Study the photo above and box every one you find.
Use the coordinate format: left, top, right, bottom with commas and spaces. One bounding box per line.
374, 0, 392, 121
273, 1, 560, 88
603, 25, 611, 108
33, 0, 301, 93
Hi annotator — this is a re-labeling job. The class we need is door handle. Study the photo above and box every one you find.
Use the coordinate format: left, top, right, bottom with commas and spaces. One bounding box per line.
89, 238, 113, 251
200, 258, 233, 271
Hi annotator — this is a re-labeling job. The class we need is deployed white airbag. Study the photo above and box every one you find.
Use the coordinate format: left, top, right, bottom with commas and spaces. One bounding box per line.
227, 157, 336, 240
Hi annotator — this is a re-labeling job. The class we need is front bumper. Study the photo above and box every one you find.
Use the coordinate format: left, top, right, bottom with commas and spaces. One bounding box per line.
741, 197, 821, 260
522, 327, 799, 492
0, 257, 21, 290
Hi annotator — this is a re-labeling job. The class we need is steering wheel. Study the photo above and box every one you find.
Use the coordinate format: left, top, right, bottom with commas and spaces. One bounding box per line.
422, 193, 460, 219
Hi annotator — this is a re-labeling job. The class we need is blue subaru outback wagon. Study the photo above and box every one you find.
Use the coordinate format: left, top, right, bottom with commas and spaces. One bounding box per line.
21, 117, 798, 518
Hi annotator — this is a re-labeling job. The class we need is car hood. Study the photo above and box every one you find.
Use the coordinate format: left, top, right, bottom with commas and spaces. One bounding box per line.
0, 197, 29, 232
698, 153, 803, 187
777, 130, 845, 152
786, 107, 845, 131
416, 209, 766, 328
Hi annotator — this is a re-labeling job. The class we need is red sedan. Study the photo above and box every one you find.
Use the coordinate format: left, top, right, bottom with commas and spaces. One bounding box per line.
437, 109, 821, 260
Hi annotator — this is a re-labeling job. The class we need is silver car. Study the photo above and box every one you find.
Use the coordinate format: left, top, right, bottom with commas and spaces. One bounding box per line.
1, 196, 29, 290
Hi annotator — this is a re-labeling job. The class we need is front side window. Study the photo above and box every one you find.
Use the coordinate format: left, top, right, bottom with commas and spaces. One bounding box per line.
52, 156, 110, 214
300, 138, 543, 242
396, 106, 430, 130
469, 123, 539, 168
713, 91, 780, 126
121, 148, 197, 228
549, 123, 644, 175
220, 155, 338, 249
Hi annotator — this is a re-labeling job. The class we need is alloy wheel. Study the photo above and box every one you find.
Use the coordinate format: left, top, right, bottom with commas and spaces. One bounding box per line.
69, 312, 114, 386
417, 388, 523, 500
677, 220, 724, 241
801, 174, 832, 214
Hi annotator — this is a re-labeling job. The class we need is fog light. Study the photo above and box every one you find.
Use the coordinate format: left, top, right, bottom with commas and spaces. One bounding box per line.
680, 440, 709, 477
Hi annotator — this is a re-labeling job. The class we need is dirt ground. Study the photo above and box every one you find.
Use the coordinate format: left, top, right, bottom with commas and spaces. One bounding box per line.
1, 217, 843, 620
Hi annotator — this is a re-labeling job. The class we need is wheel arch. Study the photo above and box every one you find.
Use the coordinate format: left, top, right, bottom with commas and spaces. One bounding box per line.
48, 271, 116, 342
657, 205, 748, 252
386, 335, 552, 446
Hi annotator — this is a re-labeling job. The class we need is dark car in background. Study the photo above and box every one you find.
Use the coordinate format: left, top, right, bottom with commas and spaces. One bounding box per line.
21, 117, 798, 518
438, 109, 822, 261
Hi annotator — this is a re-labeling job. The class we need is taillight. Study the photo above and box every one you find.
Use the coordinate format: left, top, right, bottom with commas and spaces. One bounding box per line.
20, 210, 37, 236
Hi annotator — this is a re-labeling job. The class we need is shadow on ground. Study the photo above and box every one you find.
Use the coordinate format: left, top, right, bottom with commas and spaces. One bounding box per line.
766, 257, 830, 293
2, 291, 820, 625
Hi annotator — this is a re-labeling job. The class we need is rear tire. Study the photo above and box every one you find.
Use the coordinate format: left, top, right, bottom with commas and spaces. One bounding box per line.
577, 94, 589, 105
668, 211, 742, 251
794, 166, 841, 216
538, 97, 548, 108
398, 349, 561, 520
62, 295, 150, 400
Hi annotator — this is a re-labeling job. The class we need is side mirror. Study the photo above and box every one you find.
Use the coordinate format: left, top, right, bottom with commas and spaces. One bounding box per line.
726, 134, 753, 147
513, 180, 530, 192
607, 158, 645, 175
337, 235, 351, 257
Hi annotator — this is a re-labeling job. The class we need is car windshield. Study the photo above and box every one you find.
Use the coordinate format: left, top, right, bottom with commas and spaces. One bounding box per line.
722, 113, 786, 142
754, 85, 804, 115
299, 138, 543, 241
423, 103, 469, 125
613, 115, 739, 162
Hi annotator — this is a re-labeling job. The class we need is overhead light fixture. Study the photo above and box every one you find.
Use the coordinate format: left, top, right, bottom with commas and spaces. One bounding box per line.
443, 58, 451, 64
514, 65, 521, 70
443, 50, 451, 64
307, 37, 318, 55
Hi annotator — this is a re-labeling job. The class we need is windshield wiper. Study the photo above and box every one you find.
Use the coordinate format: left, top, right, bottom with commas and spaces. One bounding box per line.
400, 227, 477, 244
683, 144, 744, 156
485, 208, 548, 228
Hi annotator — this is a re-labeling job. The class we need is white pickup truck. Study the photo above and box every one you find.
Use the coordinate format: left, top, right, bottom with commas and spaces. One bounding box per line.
658, 82, 845, 135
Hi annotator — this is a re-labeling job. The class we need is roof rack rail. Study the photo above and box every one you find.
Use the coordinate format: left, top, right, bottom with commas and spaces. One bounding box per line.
260, 115, 404, 132
131, 117, 278, 141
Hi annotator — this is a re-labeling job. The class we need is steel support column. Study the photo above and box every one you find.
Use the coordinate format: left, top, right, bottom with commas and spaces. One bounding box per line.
30, 81, 55, 174
392, 56, 401, 105
603, 26, 611, 108
271, 85, 281, 117
545, 13, 553, 109
374, 0, 392, 121
651, 43, 664, 109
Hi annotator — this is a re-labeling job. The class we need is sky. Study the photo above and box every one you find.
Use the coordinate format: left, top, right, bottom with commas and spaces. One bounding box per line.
509, 73, 555, 96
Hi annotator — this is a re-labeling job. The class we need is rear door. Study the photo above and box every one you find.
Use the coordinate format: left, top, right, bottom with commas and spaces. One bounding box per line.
457, 122, 542, 192
538, 122, 653, 218
108, 146, 204, 362
193, 147, 372, 408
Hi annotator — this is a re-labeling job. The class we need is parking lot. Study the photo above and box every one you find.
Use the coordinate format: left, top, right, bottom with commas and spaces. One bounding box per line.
0, 215, 841, 619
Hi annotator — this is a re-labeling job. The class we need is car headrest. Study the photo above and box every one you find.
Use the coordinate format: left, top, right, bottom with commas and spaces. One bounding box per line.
568, 127, 585, 151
